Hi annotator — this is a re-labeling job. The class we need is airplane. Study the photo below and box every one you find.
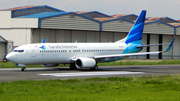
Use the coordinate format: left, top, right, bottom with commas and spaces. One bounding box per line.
6, 10, 175, 71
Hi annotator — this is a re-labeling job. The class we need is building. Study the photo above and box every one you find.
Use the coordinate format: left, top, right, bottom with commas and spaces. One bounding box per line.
0, 36, 13, 60
0, 5, 179, 59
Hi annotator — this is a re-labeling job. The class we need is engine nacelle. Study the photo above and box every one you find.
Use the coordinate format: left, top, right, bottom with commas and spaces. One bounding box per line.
41, 64, 59, 67
75, 57, 96, 68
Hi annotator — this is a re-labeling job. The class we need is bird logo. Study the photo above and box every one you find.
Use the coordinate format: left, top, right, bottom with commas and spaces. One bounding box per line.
39, 45, 46, 50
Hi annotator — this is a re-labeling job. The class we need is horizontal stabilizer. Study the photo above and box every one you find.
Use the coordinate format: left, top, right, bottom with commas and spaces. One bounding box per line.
94, 39, 175, 59
137, 43, 169, 48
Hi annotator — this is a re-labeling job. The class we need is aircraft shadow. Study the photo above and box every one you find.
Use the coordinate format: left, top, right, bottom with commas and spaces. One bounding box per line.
23, 66, 163, 72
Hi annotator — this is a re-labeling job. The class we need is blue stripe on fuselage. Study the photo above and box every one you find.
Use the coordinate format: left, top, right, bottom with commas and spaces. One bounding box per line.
123, 40, 143, 54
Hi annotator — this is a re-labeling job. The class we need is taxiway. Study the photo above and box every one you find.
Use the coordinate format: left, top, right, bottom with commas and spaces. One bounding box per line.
0, 65, 180, 82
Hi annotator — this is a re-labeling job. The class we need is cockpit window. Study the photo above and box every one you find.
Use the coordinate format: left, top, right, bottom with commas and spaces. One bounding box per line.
13, 50, 18, 52
13, 50, 24, 53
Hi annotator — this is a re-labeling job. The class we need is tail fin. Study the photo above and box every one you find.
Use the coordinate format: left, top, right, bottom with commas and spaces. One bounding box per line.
42, 38, 45, 43
115, 10, 146, 44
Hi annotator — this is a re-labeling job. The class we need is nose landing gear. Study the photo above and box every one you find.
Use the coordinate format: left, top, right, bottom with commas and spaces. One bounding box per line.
21, 67, 26, 71
16, 64, 26, 71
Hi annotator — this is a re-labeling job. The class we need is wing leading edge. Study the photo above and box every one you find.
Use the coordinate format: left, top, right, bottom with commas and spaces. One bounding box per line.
94, 39, 175, 59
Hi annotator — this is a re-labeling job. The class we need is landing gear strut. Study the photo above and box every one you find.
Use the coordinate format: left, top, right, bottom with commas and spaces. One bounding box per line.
90, 65, 98, 70
21, 67, 26, 71
70, 63, 77, 70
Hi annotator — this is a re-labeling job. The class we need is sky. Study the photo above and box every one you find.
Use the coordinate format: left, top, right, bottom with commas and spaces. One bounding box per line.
0, 0, 180, 20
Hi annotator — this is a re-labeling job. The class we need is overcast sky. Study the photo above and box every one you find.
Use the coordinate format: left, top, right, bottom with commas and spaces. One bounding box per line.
0, 0, 180, 20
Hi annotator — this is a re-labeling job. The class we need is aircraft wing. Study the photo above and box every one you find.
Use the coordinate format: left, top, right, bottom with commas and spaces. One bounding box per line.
94, 39, 175, 59
94, 51, 162, 59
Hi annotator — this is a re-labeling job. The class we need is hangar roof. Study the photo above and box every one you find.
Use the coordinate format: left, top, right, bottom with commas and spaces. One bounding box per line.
112, 14, 138, 21
1, 5, 180, 32
2, 5, 179, 25
168, 23, 180, 26
146, 17, 178, 23
92, 14, 138, 23
16, 12, 72, 19
0, 5, 64, 18
0, 36, 7, 42
0, 5, 64, 12
0, 5, 40, 11
94, 18, 116, 21
112, 14, 128, 18
145, 17, 180, 27
15, 11, 99, 22
75, 11, 92, 14
75, 11, 112, 18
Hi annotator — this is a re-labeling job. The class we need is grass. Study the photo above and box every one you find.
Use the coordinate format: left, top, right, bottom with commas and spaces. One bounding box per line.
0, 75, 180, 100
98, 59, 180, 66
1, 59, 180, 68
0, 62, 70, 68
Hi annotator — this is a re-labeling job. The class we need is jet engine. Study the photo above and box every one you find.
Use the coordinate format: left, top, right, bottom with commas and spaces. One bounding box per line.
75, 57, 96, 68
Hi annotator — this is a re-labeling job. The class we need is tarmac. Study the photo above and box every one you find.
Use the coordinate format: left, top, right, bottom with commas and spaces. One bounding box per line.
0, 65, 180, 82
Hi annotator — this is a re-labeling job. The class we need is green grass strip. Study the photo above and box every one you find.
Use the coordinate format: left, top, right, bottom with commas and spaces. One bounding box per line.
98, 59, 180, 66
1, 60, 180, 68
0, 75, 180, 101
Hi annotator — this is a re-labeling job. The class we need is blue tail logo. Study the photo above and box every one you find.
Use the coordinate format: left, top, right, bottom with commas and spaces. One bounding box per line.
125, 10, 146, 44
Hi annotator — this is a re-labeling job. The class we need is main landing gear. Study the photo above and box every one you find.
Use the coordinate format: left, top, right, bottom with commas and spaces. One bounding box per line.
90, 65, 98, 70
21, 67, 26, 71
70, 63, 77, 70
70, 63, 98, 70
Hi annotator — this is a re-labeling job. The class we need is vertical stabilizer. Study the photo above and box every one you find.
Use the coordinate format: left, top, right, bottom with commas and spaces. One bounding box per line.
42, 38, 45, 43
115, 10, 146, 44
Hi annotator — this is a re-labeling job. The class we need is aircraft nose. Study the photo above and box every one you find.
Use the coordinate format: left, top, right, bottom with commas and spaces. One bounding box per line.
6, 53, 15, 62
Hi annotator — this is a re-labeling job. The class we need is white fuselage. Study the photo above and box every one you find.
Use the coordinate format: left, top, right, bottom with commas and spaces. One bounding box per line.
6, 10, 174, 71
7, 43, 128, 65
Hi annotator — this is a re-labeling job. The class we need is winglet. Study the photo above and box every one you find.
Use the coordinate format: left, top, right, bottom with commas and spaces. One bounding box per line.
42, 38, 45, 43
165, 39, 175, 52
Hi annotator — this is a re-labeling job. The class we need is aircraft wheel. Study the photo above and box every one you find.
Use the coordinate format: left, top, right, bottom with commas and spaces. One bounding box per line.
21, 67, 26, 71
90, 65, 98, 70
95, 65, 98, 70
70, 63, 77, 70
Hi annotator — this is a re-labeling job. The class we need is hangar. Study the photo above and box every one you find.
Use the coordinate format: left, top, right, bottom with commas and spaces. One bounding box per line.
0, 36, 7, 60
0, 36, 13, 60
0, 5, 179, 59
